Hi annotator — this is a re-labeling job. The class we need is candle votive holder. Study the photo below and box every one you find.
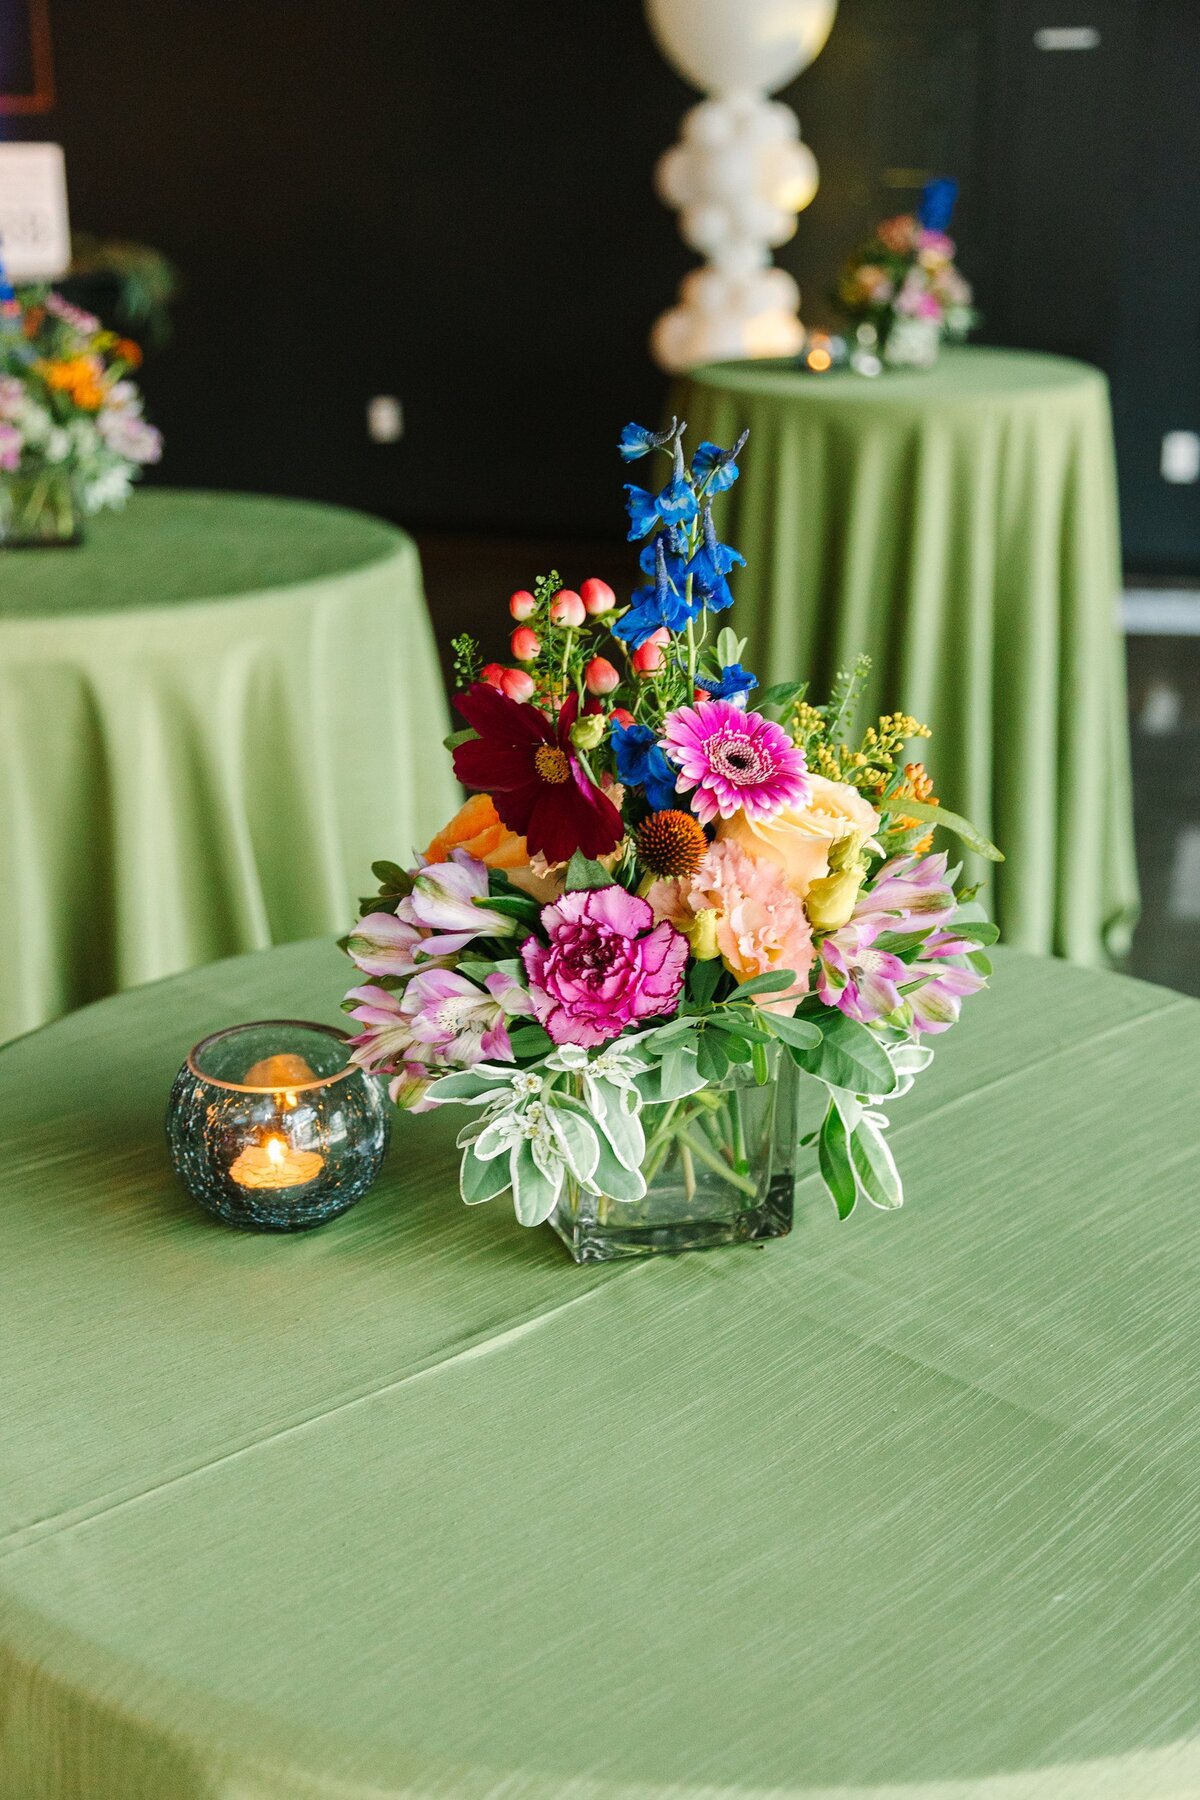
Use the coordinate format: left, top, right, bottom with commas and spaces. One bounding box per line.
166, 1020, 390, 1230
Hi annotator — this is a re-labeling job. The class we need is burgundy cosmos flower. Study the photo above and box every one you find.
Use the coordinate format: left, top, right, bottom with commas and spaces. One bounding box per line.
452, 684, 624, 865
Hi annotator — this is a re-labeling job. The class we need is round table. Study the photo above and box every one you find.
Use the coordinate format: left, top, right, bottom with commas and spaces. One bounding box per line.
676, 348, 1140, 970
0, 490, 457, 1045
3, 939, 1198, 1799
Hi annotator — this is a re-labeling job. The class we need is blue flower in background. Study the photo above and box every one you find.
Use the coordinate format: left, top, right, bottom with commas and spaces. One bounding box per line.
623, 475, 697, 541
695, 663, 758, 708
613, 721, 680, 813
691, 430, 749, 494
917, 177, 958, 233
618, 419, 678, 462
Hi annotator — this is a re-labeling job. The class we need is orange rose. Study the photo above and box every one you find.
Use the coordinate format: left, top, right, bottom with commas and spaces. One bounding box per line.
715, 775, 880, 900
424, 795, 559, 903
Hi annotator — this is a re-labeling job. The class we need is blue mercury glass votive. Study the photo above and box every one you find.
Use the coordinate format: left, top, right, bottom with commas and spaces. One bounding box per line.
166, 1020, 390, 1230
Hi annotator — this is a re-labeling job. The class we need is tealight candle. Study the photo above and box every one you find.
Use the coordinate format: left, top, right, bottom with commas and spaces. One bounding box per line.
166, 1020, 389, 1230
228, 1134, 326, 1190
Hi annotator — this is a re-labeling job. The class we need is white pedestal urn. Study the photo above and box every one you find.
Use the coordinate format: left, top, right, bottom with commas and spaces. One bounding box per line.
645, 0, 838, 372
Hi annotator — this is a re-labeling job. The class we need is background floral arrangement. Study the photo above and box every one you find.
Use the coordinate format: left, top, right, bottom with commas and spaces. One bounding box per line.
343, 419, 1000, 1232
0, 273, 162, 519
835, 176, 977, 370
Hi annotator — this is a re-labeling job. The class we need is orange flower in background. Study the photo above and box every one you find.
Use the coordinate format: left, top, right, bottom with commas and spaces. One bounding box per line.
22, 306, 45, 339
36, 355, 107, 411
113, 338, 143, 368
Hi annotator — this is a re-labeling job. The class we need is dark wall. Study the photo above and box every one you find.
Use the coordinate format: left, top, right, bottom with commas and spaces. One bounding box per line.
7, 0, 1199, 569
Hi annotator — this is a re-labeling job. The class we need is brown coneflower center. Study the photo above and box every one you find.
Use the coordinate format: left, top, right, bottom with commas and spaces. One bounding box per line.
636, 809, 708, 879
534, 745, 571, 785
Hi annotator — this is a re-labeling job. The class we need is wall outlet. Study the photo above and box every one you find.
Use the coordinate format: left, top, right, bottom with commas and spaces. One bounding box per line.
1161, 430, 1200, 484
367, 395, 403, 444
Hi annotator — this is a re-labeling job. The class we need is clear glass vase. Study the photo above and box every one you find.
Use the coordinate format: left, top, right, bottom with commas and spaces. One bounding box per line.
0, 467, 84, 547
551, 1051, 798, 1263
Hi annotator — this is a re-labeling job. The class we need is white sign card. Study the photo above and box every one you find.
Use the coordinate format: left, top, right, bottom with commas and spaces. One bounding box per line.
0, 142, 70, 281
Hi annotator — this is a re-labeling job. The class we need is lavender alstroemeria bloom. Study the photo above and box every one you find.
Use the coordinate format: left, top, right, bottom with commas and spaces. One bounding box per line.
397, 850, 519, 954
404, 967, 533, 1065
904, 931, 987, 1033
345, 911, 427, 978
816, 925, 910, 1025
344, 983, 422, 1072
852, 852, 957, 934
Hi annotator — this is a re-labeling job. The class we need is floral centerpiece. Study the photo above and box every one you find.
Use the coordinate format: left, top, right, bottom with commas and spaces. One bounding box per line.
0, 257, 162, 546
835, 177, 977, 372
343, 420, 1000, 1262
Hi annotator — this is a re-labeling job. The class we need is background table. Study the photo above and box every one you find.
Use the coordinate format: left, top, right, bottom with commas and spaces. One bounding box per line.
2, 938, 1198, 1799
0, 490, 457, 1044
677, 348, 1140, 969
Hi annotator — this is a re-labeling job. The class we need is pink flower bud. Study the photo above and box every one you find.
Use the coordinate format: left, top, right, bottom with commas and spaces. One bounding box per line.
510, 626, 541, 663
481, 663, 506, 689
580, 577, 616, 616
549, 589, 586, 628
648, 627, 671, 646
610, 706, 636, 730
508, 589, 537, 621
632, 640, 665, 676
499, 667, 536, 702
584, 656, 619, 695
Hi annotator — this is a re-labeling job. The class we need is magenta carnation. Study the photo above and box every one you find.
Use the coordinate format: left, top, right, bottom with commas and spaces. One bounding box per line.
661, 699, 809, 826
521, 886, 688, 1048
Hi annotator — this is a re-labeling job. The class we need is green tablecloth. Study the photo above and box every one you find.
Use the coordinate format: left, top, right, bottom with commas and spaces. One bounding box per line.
2, 939, 1198, 1799
0, 490, 457, 1044
676, 349, 1139, 968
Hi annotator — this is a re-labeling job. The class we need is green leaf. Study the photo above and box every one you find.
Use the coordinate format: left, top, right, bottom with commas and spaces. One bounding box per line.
695, 1029, 730, 1083
708, 1010, 772, 1043
763, 1012, 823, 1051
819, 1103, 857, 1220
565, 852, 616, 891
483, 893, 543, 925
730, 968, 797, 999
721, 1030, 753, 1064
870, 928, 934, 957
687, 957, 723, 1008
756, 679, 805, 718
585, 1132, 647, 1203
456, 957, 524, 984
442, 727, 479, 752
370, 860, 413, 896
881, 797, 1004, 863
509, 1140, 563, 1227
850, 1117, 903, 1210
967, 949, 993, 977
715, 626, 746, 668
789, 1008, 898, 1097
460, 1148, 511, 1206
946, 921, 1000, 946
506, 1022, 554, 1059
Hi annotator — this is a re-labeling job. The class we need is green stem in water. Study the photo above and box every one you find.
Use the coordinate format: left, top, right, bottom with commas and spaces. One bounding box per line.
676, 1126, 759, 1197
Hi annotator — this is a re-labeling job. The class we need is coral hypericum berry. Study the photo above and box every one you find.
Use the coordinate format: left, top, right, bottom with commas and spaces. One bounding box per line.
636, 809, 708, 879
549, 590, 585, 628
632, 640, 665, 676
511, 626, 541, 663
509, 590, 537, 621
584, 656, 619, 695
499, 667, 536, 701
481, 662, 506, 689
580, 577, 616, 615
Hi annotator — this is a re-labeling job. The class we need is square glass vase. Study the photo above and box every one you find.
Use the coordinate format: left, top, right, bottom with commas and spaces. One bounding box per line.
550, 1052, 798, 1263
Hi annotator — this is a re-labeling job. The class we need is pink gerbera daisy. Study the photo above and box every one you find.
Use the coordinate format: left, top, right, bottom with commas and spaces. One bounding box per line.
661, 699, 809, 826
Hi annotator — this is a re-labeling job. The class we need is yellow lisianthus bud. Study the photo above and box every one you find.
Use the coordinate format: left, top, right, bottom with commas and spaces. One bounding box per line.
569, 713, 606, 752
827, 828, 867, 873
804, 865, 867, 933
686, 908, 721, 961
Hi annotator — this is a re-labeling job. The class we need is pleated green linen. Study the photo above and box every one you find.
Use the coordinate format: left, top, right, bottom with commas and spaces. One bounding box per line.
2, 939, 1198, 1799
0, 491, 457, 1044
675, 349, 1139, 969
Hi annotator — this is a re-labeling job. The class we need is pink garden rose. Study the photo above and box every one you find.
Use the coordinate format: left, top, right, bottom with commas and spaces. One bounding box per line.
521, 886, 687, 1048
649, 841, 815, 1016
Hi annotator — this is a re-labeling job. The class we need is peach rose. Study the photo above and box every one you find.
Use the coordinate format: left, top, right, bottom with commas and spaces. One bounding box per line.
715, 775, 881, 900
423, 795, 559, 902
647, 841, 814, 1014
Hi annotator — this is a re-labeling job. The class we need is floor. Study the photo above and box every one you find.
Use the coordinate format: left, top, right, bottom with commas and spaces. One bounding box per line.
416, 533, 1200, 1001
